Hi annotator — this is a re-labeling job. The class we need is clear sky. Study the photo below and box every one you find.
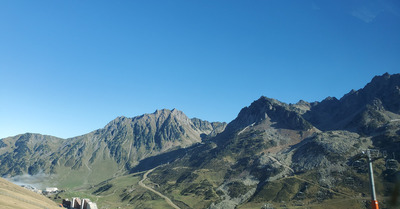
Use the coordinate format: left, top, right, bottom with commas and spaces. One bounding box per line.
1, 0, 399, 139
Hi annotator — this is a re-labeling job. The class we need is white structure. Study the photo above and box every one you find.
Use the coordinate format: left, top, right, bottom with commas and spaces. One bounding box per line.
45, 187, 58, 194
45, 187, 58, 192
70, 197, 97, 209
81, 199, 87, 209
87, 202, 98, 209
71, 197, 81, 209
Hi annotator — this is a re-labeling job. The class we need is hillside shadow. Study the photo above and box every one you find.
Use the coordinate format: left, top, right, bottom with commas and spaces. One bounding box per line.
130, 147, 189, 173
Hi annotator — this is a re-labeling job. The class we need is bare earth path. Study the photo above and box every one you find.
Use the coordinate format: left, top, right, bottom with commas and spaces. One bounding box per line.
139, 167, 181, 209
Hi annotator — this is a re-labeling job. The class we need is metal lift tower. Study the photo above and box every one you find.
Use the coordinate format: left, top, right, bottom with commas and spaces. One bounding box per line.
366, 149, 379, 209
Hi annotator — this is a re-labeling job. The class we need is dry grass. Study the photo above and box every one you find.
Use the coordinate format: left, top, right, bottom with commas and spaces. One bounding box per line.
0, 178, 60, 209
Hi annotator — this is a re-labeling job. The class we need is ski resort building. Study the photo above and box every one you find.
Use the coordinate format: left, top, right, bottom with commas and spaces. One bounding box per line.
44, 187, 58, 194
63, 197, 98, 209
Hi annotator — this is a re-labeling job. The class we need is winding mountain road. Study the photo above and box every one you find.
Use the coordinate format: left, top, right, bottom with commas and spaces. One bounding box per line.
139, 167, 181, 209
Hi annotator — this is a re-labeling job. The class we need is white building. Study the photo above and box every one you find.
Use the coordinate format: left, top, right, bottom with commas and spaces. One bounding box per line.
87, 202, 98, 209
70, 197, 98, 209
45, 187, 58, 194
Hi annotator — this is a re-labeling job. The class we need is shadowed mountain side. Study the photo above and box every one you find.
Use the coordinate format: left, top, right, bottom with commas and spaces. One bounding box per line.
130, 146, 192, 173
225, 97, 313, 134
304, 73, 400, 134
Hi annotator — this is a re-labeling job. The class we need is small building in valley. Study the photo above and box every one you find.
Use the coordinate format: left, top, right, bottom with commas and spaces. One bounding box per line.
44, 187, 59, 194
64, 197, 98, 209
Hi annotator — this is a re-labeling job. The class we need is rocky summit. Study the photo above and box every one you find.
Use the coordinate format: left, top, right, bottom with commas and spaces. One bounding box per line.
0, 73, 399, 209
136, 73, 400, 209
0, 109, 226, 187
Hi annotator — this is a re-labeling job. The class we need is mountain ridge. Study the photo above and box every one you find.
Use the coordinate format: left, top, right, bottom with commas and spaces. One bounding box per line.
303, 73, 400, 134
141, 72, 400, 209
0, 109, 226, 186
1, 73, 399, 209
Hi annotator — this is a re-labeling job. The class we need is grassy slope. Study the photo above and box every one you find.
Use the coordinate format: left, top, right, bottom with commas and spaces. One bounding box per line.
239, 159, 398, 209
0, 178, 60, 209
23, 127, 399, 209
50, 155, 120, 189
54, 172, 174, 209
159, 168, 226, 209
49, 158, 399, 209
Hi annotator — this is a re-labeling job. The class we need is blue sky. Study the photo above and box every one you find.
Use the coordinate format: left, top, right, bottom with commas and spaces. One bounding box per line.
1, 0, 399, 139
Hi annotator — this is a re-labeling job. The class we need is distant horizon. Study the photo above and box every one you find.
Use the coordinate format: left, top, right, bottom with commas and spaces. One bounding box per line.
1, 72, 395, 139
1, 1, 399, 139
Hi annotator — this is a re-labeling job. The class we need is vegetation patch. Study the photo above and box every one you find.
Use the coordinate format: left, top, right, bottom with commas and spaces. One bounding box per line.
93, 183, 113, 195
227, 181, 252, 198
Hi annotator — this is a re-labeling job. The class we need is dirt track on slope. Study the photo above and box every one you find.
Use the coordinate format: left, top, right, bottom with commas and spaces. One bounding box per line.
139, 167, 181, 209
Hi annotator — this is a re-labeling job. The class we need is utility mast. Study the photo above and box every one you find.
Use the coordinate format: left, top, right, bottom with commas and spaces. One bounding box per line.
366, 149, 379, 209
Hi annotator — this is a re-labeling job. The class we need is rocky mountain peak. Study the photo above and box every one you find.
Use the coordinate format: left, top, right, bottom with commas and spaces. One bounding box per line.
296, 100, 310, 106
322, 96, 339, 102
153, 108, 171, 117
292, 100, 311, 114
150, 108, 190, 124
225, 96, 312, 134
348, 73, 399, 101
304, 73, 400, 133
341, 89, 358, 100
94, 109, 226, 164
1, 73, 400, 209
361, 73, 400, 112
0, 108, 227, 178
370, 72, 391, 83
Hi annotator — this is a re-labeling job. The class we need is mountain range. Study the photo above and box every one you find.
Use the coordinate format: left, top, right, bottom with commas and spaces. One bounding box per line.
0, 73, 399, 208
0, 109, 226, 187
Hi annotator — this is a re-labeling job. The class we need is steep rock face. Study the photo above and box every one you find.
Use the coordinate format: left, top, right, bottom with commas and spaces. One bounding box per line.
191, 118, 226, 139
290, 131, 368, 172
146, 98, 320, 209
2, 73, 400, 208
305, 73, 400, 134
0, 133, 63, 176
208, 97, 317, 173
147, 73, 400, 209
96, 109, 226, 169
225, 97, 313, 136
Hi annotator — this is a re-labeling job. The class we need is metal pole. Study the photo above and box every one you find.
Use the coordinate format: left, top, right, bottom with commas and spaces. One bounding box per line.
367, 150, 379, 209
